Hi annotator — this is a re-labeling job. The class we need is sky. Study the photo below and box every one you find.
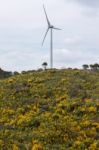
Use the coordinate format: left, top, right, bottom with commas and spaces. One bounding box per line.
0, 0, 99, 72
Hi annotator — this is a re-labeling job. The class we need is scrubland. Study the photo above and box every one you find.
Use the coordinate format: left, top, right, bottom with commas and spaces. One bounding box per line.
0, 69, 99, 150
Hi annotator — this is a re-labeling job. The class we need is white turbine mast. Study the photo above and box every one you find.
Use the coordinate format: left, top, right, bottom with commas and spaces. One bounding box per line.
42, 5, 61, 69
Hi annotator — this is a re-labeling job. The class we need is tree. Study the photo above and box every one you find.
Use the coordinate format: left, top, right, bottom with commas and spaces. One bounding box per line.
90, 64, 94, 71
93, 63, 99, 71
90, 63, 99, 71
13, 71, 19, 75
0, 68, 12, 78
82, 64, 89, 70
42, 62, 48, 70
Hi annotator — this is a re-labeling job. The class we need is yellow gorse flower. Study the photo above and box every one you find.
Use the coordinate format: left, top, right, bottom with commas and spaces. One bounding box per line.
88, 106, 97, 112
13, 144, 19, 150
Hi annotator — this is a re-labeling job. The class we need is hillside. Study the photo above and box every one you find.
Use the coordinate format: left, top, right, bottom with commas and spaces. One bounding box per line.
0, 69, 99, 150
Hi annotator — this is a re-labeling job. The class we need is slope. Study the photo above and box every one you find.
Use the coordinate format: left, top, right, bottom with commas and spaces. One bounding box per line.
0, 69, 99, 150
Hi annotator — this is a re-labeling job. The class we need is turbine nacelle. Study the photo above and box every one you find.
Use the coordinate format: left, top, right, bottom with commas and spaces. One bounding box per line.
49, 25, 54, 28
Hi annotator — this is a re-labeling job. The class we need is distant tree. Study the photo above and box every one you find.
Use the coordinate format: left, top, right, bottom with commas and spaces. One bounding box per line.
13, 71, 19, 75
90, 63, 99, 71
42, 62, 48, 70
93, 63, 99, 71
0, 68, 12, 78
90, 64, 94, 71
82, 64, 89, 70
21, 71, 27, 74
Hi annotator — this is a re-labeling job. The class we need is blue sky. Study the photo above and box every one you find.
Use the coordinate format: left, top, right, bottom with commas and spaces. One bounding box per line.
0, 0, 99, 71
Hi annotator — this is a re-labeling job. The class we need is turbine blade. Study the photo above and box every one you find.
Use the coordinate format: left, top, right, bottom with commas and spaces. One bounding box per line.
43, 5, 50, 26
53, 27, 62, 30
42, 28, 49, 45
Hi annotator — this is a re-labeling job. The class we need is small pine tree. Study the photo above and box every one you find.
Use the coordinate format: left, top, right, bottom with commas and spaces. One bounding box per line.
82, 64, 89, 70
42, 62, 48, 70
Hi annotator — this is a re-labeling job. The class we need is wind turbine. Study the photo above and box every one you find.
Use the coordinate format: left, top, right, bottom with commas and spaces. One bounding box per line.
42, 5, 61, 69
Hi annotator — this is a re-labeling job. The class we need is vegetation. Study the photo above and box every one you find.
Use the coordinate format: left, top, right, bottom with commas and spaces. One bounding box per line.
42, 62, 48, 70
82, 63, 99, 72
90, 63, 99, 72
0, 69, 99, 150
0, 68, 12, 79
82, 64, 89, 70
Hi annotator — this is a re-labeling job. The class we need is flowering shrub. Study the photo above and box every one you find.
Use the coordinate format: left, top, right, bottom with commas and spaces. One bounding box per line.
0, 69, 99, 150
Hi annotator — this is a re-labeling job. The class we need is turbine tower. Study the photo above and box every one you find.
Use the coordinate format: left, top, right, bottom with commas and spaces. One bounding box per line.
42, 5, 61, 69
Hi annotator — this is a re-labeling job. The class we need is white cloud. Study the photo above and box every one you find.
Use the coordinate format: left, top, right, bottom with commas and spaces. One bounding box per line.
64, 36, 82, 45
